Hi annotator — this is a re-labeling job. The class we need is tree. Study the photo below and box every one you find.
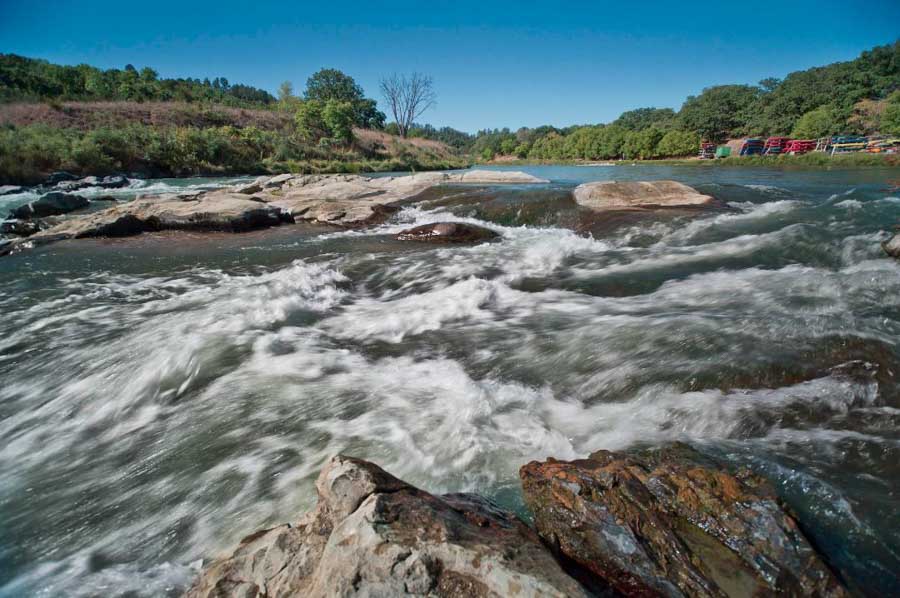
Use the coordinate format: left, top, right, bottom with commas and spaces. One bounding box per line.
278, 81, 295, 102
656, 130, 700, 157
303, 68, 383, 128
879, 91, 900, 135
305, 68, 364, 103
323, 100, 355, 144
678, 85, 760, 142
294, 100, 327, 141
380, 72, 437, 138
791, 105, 841, 138
612, 107, 676, 131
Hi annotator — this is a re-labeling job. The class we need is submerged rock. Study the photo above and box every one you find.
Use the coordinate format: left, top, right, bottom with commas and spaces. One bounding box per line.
186, 456, 589, 598
574, 180, 715, 210
883, 232, 900, 258
9, 192, 89, 219
44, 171, 79, 185
0, 219, 43, 237
520, 443, 847, 598
55, 174, 130, 192
0, 185, 23, 196
397, 221, 499, 243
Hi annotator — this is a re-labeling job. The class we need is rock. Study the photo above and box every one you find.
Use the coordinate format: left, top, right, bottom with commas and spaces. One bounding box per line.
24, 192, 293, 241
0, 219, 42, 237
262, 173, 295, 189
397, 222, 499, 243
520, 443, 847, 598
186, 456, 590, 598
573, 180, 715, 210
883, 232, 900, 258
456, 169, 550, 184
9, 192, 90, 219
6, 172, 549, 253
0, 185, 23, 196
54, 174, 129, 191
44, 171, 79, 185
91, 195, 119, 202
99, 174, 129, 188
232, 179, 265, 194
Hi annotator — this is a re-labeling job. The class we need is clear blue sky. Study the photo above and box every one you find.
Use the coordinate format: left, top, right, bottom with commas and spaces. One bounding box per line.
2, 0, 898, 132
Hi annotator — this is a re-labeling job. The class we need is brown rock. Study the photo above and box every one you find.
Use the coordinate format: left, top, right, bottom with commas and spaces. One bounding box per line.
573, 180, 715, 210
520, 443, 847, 598
186, 456, 590, 598
883, 232, 900, 258
24, 192, 292, 243
397, 222, 499, 243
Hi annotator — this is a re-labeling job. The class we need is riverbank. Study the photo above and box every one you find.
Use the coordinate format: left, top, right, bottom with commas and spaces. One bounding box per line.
0, 118, 469, 185
487, 151, 900, 169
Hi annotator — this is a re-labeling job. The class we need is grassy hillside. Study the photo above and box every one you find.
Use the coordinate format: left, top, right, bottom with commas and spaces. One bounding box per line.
0, 102, 465, 185
0, 101, 293, 131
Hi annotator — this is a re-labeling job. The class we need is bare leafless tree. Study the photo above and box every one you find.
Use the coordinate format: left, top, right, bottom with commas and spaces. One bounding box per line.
379, 73, 436, 138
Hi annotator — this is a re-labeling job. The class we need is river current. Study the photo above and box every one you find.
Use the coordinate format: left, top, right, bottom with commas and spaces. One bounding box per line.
1, 165, 898, 596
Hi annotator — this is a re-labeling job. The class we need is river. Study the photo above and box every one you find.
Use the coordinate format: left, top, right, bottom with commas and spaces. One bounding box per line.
1, 165, 898, 596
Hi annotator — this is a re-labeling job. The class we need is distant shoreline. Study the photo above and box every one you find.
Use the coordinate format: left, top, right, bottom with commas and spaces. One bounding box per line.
485, 152, 899, 169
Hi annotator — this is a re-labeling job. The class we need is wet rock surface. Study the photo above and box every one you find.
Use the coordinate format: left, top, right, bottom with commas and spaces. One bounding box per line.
24, 192, 292, 241
186, 456, 589, 598
3, 171, 546, 254
883, 231, 900, 258
574, 180, 715, 210
520, 444, 847, 598
0, 219, 43, 237
9, 191, 90, 219
397, 221, 500, 243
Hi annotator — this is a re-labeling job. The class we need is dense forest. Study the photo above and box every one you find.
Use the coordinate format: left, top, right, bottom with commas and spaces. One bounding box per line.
0, 40, 898, 183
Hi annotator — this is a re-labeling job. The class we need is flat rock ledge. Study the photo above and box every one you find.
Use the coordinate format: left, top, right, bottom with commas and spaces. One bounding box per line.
573, 180, 715, 210
186, 456, 587, 598
1, 171, 546, 256
187, 446, 847, 597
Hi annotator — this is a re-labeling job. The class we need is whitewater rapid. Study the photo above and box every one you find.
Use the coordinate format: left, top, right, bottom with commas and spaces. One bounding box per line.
1, 166, 899, 596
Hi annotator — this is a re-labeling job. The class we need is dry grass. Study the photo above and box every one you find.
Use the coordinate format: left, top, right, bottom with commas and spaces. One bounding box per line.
0, 101, 294, 131
353, 128, 456, 160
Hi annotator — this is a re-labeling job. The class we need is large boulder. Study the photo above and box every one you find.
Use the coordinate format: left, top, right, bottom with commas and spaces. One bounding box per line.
573, 180, 715, 210
9, 192, 89, 219
520, 444, 847, 598
186, 456, 589, 598
883, 232, 900, 258
397, 222, 499, 243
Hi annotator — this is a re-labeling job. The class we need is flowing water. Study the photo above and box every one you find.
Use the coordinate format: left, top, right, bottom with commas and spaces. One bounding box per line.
1, 165, 899, 596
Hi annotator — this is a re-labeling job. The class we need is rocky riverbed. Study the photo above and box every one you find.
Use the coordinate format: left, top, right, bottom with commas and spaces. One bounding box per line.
187, 448, 846, 597
1, 165, 898, 597
0, 170, 548, 255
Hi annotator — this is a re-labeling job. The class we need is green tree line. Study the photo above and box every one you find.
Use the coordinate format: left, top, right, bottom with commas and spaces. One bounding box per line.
415, 40, 899, 160
0, 54, 276, 107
